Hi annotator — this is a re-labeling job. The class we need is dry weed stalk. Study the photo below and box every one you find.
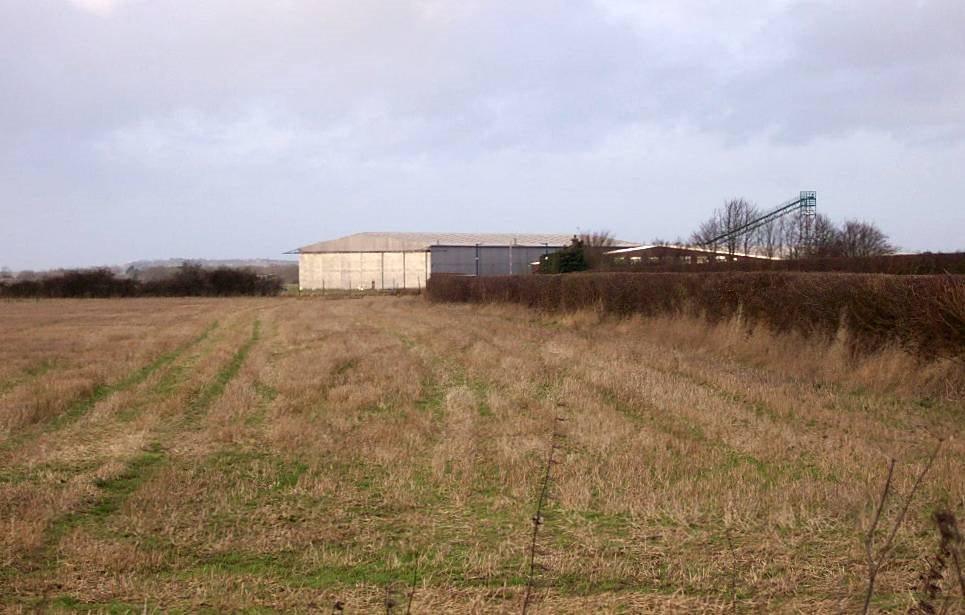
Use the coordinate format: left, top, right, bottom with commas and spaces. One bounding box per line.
911, 509, 965, 614
383, 576, 416, 614
405, 566, 418, 614
385, 584, 395, 614
522, 413, 566, 615
862, 439, 943, 615
724, 526, 739, 612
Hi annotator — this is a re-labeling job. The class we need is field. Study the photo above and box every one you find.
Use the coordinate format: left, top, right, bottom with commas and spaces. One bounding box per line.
1, 297, 962, 613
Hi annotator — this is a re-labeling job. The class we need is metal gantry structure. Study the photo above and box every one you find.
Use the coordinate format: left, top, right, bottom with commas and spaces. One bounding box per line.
700, 191, 817, 252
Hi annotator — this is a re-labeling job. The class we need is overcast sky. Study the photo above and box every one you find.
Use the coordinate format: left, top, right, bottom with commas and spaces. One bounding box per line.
2, 0, 963, 269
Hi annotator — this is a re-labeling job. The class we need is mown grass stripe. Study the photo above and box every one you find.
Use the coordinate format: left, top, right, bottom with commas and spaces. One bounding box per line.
48, 320, 220, 432
22, 319, 261, 577
114, 322, 224, 424
0, 322, 218, 457
187, 319, 260, 418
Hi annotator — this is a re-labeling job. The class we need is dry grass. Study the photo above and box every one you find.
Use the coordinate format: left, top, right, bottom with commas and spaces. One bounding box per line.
0, 296, 962, 613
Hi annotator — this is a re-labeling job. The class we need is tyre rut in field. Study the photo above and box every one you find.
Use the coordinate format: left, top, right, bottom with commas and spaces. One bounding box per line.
450, 309, 867, 534
519, 307, 943, 438
0, 320, 219, 458
387, 308, 593, 600
456, 308, 799, 449
183, 319, 261, 425
493, 313, 801, 461
16, 318, 262, 584
409, 307, 817, 601
1, 320, 227, 481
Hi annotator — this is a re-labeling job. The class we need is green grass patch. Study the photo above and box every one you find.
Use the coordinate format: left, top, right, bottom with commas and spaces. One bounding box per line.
47, 596, 188, 615
245, 380, 278, 427
66, 445, 165, 526
203, 449, 310, 497
39, 443, 167, 563
415, 375, 445, 420
468, 377, 493, 417
273, 460, 308, 491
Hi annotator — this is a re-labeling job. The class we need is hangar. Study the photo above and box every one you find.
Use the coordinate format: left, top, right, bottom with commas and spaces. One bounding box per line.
293, 232, 636, 291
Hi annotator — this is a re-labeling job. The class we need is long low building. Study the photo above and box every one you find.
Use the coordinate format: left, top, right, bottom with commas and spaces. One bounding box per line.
293, 232, 637, 290
604, 244, 782, 265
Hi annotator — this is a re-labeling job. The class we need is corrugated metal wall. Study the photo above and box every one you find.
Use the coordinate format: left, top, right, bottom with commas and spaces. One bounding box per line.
429, 246, 558, 276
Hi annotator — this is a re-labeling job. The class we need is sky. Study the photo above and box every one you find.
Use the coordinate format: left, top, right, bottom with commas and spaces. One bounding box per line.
2, 0, 964, 270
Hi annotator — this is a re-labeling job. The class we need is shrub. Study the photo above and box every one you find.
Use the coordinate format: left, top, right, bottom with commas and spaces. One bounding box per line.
426, 272, 965, 358
539, 239, 588, 274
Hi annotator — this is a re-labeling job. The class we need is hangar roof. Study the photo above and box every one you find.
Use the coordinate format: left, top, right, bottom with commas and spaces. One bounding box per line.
295, 232, 637, 253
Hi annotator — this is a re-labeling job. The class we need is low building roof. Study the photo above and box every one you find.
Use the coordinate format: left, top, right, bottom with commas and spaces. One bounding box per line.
604, 244, 781, 260
295, 232, 638, 253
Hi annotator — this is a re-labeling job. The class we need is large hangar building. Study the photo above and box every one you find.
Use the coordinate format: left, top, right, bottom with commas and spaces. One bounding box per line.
294, 232, 634, 291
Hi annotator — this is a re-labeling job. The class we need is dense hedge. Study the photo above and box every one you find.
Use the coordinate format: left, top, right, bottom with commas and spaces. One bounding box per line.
603, 252, 965, 275
427, 272, 965, 357
0, 265, 283, 298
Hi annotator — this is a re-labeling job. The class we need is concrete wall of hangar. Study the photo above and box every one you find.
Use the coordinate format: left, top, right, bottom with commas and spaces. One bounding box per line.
298, 251, 430, 290
298, 245, 563, 290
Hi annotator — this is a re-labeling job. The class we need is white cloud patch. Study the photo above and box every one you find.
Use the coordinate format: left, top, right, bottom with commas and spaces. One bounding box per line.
66, 0, 127, 17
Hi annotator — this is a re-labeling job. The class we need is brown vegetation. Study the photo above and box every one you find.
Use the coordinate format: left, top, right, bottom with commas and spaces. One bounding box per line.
0, 296, 962, 612
427, 272, 965, 359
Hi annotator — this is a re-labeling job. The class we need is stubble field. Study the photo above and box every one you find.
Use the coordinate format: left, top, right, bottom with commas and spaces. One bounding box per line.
0, 297, 962, 613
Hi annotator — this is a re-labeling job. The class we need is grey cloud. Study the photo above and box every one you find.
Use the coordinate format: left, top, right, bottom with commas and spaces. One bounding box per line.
6, 1, 962, 151
1, 0, 963, 270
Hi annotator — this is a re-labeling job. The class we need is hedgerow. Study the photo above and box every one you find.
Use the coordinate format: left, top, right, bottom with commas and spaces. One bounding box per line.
0, 265, 283, 298
426, 272, 965, 358
602, 252, 965, 275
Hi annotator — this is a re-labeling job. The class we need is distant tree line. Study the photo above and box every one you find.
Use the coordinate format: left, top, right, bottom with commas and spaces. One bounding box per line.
690, 198, 896, 258
0, 264, 283, 298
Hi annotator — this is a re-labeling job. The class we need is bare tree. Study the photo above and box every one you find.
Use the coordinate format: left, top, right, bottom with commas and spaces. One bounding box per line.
755, 217, 783, 258
811, 213, 841, 257
690, 217, 722, 252
690, 198, 758, 256
781, 211, 837, 258
778, 214, 798, 259
578, 230, 616, 248
838, 220, 896, 257
721, 198, 759, 256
